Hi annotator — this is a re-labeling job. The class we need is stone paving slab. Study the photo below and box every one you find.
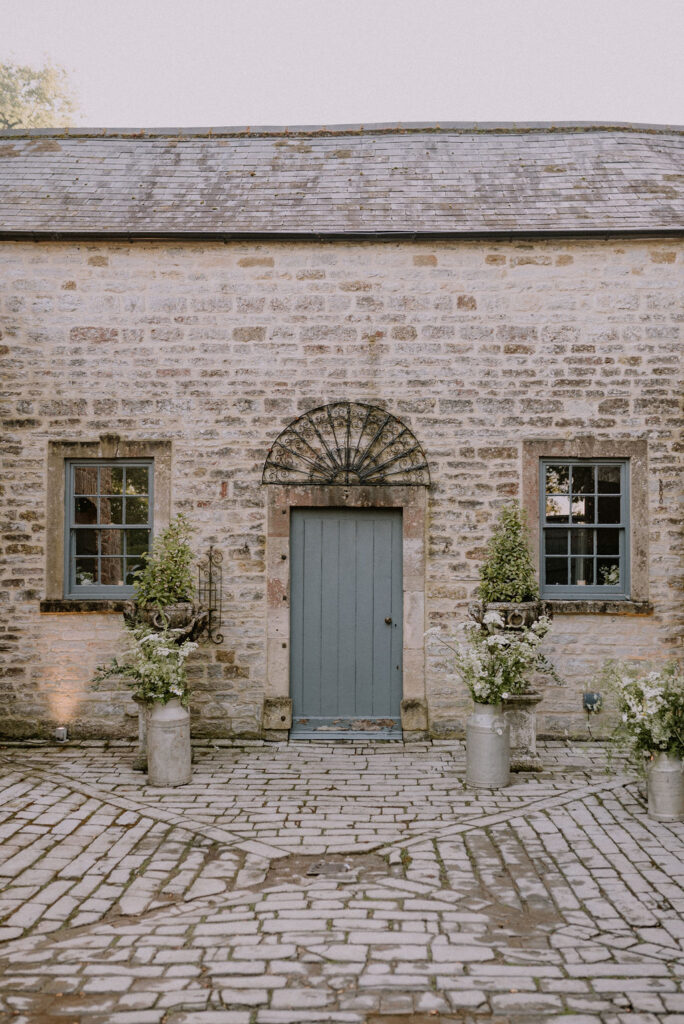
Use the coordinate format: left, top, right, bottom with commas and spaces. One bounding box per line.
0, 740, 682, 1024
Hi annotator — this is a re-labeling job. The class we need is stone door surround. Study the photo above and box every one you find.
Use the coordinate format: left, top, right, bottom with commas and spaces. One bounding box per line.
263, 485, 428, 740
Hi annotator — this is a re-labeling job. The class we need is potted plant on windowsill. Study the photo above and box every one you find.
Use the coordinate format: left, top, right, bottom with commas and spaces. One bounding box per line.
123, 513, 207, 640
97, 625, 197, 786
606, 662, 684, 822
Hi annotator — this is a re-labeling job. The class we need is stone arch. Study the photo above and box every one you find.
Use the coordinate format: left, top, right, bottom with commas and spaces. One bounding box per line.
262, 401, 430, 486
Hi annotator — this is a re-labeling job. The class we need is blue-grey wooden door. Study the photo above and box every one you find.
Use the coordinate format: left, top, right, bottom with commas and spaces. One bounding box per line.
290, 508, 403, 739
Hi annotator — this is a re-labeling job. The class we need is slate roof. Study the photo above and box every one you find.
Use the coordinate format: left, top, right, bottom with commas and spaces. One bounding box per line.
0, 122, 683, 237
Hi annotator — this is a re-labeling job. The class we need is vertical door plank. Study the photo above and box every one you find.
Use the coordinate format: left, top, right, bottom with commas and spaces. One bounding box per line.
337, 514, 357, 717
390, 513, 404, 708
354, 516, 375, 717
319, 515, 341, 717
289, 512, 305, 717
301, 515, 323, 719
371, 515, 393, 717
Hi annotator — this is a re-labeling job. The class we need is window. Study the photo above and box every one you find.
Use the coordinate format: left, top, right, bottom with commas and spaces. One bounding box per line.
540, 459, 629, 599
65, 460, 153, 598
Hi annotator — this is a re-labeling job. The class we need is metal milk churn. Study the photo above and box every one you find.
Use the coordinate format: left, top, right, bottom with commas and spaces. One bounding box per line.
647, 753, 684, 822
147, 699, 192, 787
465, 702, 510, 790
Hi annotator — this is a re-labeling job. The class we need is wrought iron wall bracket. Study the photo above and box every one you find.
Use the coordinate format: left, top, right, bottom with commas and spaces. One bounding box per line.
197, 545, 224, 644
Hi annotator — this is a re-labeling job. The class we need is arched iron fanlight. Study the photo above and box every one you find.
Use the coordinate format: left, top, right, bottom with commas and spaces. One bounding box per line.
262, 402, 430, 486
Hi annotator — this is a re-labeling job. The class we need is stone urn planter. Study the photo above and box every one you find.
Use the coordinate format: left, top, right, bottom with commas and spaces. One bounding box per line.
503, 690, 544, 772
147, 699, 192, 787
139, 601, 195, 630
123, 600, 208, 642
465, 703, 510, 790
647, 753, 684, 822
469, 600, 544, 630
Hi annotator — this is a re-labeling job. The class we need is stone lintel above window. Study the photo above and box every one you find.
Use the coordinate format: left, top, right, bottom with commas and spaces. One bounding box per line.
522, 438, 649, 606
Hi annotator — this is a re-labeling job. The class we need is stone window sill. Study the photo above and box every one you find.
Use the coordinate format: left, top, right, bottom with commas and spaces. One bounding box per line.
542, 599, 653, 616
40, 599, 127, 614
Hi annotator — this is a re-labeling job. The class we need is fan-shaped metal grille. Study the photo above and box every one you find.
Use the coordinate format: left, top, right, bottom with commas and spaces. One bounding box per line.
262, 402, 430, 486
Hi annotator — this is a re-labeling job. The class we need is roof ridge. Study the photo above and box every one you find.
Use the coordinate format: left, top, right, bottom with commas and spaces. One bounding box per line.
2, 121, 684, 140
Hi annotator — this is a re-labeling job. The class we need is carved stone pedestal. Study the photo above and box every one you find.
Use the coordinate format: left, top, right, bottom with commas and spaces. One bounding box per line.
123, 601, 209, 642
132, 698, 149, 772
503, 690, 544, 772
468, 600, 544, 629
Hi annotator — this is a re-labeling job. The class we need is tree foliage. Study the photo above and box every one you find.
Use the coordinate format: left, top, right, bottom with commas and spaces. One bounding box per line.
0, 60, 78, 129
478, 503, 539, 604
132, 514, 196, 608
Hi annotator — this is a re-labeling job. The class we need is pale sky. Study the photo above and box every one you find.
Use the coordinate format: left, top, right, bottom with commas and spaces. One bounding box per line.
4, 0, 684, 128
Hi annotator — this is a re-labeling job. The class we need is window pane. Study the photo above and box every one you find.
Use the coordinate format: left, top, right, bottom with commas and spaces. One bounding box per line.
571, 529, 594, 555
546, 496, 570, 522
571, 558, 594, 586
99, 497, 123, 525
74, 466, 98, 495
125, 467, 149, 495
125, 497, 149, 524
74, 496, 98, 524
598, 496, 621, 524
545, 558, 568, 585
597, 528, 620, 555
75, 558, 98, 585
545, 465, 569, 494
75, 529, 99, 556
545, 530, 568, 555
571, 496, 595, 523
597, 465, 621, 494
598, 559, 620, 586
127, 529, 150, 556
100, 558, 124, 585
100, 529, 124, 556
572, 465, 595, 494
125, 558, 145, 585
100, 466, 124, 495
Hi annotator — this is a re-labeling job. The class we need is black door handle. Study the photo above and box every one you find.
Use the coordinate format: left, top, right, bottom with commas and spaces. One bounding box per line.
385, 616, 392, 625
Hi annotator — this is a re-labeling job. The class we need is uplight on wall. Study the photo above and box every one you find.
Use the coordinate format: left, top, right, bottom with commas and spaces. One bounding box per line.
54, 726, 68, 742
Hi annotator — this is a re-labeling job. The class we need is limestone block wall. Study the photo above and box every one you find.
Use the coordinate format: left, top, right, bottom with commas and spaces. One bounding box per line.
0, 237, 681, 739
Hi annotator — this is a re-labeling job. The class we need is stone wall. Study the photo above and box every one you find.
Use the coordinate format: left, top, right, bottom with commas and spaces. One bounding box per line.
1, 237, 681, 739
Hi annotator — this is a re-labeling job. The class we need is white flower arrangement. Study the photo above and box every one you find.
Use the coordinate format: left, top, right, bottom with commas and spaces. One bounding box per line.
427, 615, 556, 705
602, 662, 684, 759
96, 625, 198, 707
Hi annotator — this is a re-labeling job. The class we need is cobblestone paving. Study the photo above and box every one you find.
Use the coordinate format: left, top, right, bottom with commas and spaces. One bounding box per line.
0, 740, 682, 1024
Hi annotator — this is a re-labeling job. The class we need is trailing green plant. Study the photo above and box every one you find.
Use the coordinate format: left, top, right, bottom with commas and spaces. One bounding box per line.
478, 503, 539, 604
96, 625, 197, 707
132, 513, 195, 607
599, 661, 684, 761
427, 611, 555, 705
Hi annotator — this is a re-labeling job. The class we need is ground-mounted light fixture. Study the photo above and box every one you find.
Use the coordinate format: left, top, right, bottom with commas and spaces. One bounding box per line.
54, 726, 68, 742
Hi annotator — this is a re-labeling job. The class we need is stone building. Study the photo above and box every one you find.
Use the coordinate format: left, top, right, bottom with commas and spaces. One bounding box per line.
0, 122, 682, 741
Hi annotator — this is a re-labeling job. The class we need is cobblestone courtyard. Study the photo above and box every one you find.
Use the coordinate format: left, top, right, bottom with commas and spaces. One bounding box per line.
0, 740, 682, 1024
